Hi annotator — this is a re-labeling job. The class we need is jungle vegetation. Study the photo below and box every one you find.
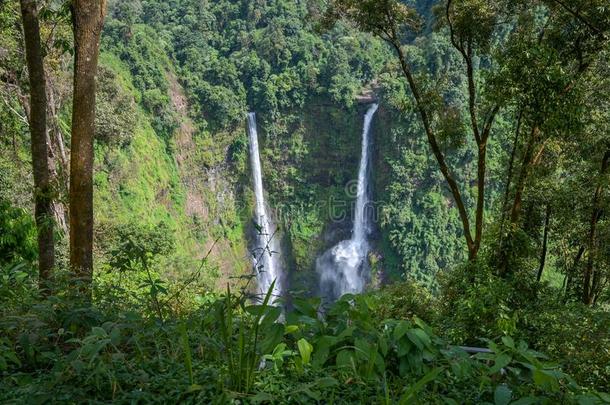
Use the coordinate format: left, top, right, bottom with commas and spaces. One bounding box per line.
1, 0, 609, 402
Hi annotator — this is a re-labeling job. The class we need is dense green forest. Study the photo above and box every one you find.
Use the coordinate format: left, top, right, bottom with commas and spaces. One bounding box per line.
1, 0, 609, 402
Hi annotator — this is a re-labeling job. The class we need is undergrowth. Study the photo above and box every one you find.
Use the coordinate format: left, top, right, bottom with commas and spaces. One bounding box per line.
1, 260, 609, 404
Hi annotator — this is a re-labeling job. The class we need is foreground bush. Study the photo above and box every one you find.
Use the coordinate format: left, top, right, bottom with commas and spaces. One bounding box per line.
1, 279, 608, 404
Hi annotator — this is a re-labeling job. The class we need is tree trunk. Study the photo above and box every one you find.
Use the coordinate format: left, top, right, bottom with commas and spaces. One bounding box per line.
20, 0, 55, 293
474, 139, 488, 256
537, 204, 551, 282
445, 0, 499, 260
582, 150, 610, 305
564, 245, 585, 301
46, 76, 69, 234
69, 0, 106, 299
497, 110, 522, 273
510, 125, 539, 225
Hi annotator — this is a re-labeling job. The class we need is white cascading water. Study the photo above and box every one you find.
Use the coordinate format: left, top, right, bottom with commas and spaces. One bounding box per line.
317, 103, 379, 301
247, 112, 282, 299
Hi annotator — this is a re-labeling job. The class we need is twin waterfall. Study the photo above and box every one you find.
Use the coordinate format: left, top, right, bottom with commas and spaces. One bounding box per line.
247, 113, 282, 299
317, 103, 379, 301
246, 104, 379, 302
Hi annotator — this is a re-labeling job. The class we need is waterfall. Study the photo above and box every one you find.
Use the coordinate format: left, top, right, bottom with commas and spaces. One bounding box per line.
247, 112, 282, 299
317, 103, 379, 301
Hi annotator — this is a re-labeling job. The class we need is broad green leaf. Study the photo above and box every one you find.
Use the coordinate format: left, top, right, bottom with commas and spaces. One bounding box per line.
533, 369, 560, 392
501, 336, 515, 349
399, 357, 409, 377
336, 350, 354, 370
575, 395, 596, 405
297, 338, 313, 365
261, 323, 285, 354
413, 317, 432, 335
90, 327, 107, 337
490, 353, 511, 374
494, 384, 512, 405
312, 336, 333, 367
397, 338, 413, 357
314, 377, 338, 388
378, 336, 388, 356
406, 329, 430, 350
272, 343, 287, 356
394, 321, 411, 341
354, 338, 371, 361
292, 298, 317, 318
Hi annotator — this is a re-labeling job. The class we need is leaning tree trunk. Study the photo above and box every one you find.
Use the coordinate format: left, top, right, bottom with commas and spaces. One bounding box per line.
69, 0, 106, 300
20, 0, 55, 293
536, 204, 551, 282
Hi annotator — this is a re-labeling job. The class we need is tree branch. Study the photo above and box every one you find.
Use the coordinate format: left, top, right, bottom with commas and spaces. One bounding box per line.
385, 18, 475, 255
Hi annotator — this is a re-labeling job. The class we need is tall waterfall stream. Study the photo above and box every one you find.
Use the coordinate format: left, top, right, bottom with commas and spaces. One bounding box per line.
247, 112, 282, 299
317, 103, 379, 301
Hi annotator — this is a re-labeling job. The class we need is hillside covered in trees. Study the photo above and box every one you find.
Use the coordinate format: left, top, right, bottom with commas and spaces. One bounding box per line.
1, 0, 610, 403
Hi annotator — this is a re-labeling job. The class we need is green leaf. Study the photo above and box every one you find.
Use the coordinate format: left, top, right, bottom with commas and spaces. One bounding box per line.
596, 392, 610, 402
259, 306, 282, 328
292, 298, 317, 318
575, 395, 597, 405
533, 369, 560, 392
378, 336, 388, 357
494, 385, 512, 405
406, 329, 430, 350
336, 326, 355, 341
4, 351, 21, 367
109, 327, 121, 345
501, 336, 515, 349
261, 323, 284, 354
312, 336, 333, 367
394, 321, 411, 341
90, 327, 107, 337
297, 338, 313, 366
336, 350, 354, 370
251, 391, 274, 403
397, 338, 413, 357
413, 317, 432, 335
179, 322, 193, 385
490, 353, 511, 374
398, 367, 443, 404
186, 384, 202, 393
399, 357, 409, 377
272, 343, 287, 356
354, 338, 371, 361
314, 377, 338, 388
300, 388, 320, 400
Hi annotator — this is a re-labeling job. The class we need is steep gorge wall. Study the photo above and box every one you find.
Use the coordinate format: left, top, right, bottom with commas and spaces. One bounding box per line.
91, 52, 251, 291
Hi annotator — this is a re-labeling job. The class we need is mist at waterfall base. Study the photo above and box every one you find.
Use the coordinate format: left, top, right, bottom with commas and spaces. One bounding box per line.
247, 112, 283, 300
317, 103, 379, 302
